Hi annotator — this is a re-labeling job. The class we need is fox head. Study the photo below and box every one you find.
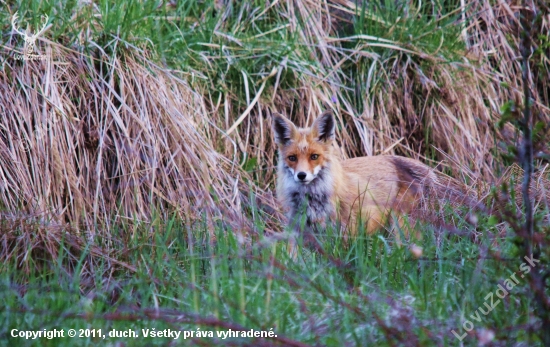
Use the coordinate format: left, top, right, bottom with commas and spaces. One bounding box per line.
273, 111, 336, 184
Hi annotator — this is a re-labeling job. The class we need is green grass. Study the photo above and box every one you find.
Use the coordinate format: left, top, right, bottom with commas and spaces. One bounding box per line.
0, 211, 540, 346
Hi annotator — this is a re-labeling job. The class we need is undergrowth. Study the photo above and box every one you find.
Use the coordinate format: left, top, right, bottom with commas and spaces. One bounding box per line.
0, 210, 539, 346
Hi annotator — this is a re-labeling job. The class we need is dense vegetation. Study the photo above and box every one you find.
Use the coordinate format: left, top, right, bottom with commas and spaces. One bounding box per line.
1, 0, 549, 345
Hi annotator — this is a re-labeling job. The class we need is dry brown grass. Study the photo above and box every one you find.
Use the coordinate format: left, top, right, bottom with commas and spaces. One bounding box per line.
200, 0, 550, 184
0, 0, 549, 268
0, 43, 282, 266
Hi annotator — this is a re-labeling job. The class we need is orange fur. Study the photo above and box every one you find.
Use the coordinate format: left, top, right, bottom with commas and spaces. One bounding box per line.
273, 111, 438, 239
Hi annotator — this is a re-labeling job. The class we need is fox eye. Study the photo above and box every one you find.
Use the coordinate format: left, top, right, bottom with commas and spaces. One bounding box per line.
288, 155, 297, 162
310, 154, 319, 160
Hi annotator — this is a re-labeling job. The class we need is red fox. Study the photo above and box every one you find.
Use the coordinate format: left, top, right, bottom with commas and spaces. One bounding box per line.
273, 111, 464, 242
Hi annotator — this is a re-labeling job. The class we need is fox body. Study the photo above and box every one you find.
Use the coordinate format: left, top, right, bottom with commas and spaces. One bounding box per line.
273, 111, 441, 237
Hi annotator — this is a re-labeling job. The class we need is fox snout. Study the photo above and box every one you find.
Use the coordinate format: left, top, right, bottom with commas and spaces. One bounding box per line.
290, 159, 319, 184
282, 158, 319, 184
294, 169, 316, 184
286, 163, 316, 183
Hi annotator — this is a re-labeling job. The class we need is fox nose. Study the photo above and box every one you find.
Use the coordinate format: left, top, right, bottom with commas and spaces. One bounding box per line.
297, 172, 307, 181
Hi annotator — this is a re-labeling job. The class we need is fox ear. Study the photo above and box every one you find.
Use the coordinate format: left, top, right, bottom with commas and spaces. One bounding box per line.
312, 111, 335, 142
272, 114, 296, 146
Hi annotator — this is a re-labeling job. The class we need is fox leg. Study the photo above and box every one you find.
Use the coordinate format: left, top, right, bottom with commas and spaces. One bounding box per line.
287, 232, 298, 259
391, 212, 422, 247
361, 206, 386, 235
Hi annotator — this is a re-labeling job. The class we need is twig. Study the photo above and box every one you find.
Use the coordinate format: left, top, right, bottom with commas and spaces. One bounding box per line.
520, 0, 534, 260
519, 0, 550, 343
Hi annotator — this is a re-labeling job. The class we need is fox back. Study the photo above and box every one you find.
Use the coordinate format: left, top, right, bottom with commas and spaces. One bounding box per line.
273, 111, 455, 237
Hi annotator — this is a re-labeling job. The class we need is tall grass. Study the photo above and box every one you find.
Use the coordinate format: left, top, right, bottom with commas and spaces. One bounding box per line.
0, 211, 539, 346
1, 0, 548, 232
